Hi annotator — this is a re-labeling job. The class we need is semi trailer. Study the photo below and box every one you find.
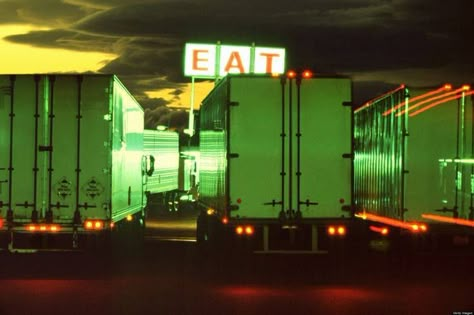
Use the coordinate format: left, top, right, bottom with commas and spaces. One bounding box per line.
354, 83, 474, 251
196, 73, 355, 253
143, 129, 180, 212
0, 74, 148, 252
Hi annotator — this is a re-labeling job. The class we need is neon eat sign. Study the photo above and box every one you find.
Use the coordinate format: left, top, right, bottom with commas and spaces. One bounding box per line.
184, 43, 286, 78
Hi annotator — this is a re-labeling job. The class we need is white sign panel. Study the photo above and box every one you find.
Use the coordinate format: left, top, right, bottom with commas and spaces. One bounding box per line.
184, 43, 285, 78
254, 47, 286, 74
184, 43, 217, 77
219, 45, 251, 77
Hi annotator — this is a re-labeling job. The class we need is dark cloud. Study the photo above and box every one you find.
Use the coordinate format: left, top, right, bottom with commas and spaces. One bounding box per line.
2, 0, 472, 108
144, 106, 188, 131
0, 0, 92, 26
70, 0, 473, 76
5, 28, 117, 53
116, 75, 187, 109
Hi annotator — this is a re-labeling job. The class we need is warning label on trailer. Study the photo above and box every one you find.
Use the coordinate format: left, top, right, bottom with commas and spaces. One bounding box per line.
82, 178, 104, 199
55, 177, 72, 199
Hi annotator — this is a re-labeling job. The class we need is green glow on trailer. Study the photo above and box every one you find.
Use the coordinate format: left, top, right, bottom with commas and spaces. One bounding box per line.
396, 88, 460, 116
382, 85, 450, 116
42, 77, 49, 216
409, 90, 474, 117
354, 84, 405, 114
439, 158, 474, 164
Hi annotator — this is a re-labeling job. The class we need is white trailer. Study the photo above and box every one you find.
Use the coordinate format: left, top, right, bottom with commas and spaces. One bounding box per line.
196, 74, 353, 253
143, 129, 181, 211
0, 74, 146, 252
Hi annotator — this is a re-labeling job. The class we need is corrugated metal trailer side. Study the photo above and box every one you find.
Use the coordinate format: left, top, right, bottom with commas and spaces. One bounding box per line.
0, 74, 146, 252
354, 84, 474, 250
143, 129, 179, 195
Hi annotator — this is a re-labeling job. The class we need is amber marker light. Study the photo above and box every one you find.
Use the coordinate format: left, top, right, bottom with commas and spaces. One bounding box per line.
236, 226, 244, 235
287, 70, 296, 79
245, 226, 254, 235
357, 84, 405, 114
222, 217, 229, 224
302, 70, 312, 79
126, 215, 133, 222
337, 226, 346, 236
383, 85, 450, 116
328, 226, 336, 236
369, 225, 389, 235
422, 213, 474, 227
396, 87, 462, 116
356, 212, 425, 232
409, 90, 474, 117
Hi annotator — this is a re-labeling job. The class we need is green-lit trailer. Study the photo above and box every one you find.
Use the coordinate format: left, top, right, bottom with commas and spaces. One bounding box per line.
0, 74, 146, 252
143, 129, 180, 211
197, 74, 354, 253
354, 84, 474, 250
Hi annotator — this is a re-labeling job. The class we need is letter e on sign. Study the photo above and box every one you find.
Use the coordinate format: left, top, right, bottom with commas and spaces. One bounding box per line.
184, 43, 216, 77
254, 47, 285, 74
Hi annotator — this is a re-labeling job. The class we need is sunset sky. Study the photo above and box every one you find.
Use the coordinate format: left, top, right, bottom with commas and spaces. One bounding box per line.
0, 0, 472, 109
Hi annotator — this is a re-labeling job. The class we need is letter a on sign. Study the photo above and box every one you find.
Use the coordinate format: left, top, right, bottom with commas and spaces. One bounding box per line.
219, 45, 250, 76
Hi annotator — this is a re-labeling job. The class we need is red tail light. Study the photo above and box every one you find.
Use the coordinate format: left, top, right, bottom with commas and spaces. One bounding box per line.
236, 226, 244, 235
337, 226, 346, 236
84, 220, 105, 230
236, 225, 254, 236
328, 225, 346, 236
328, 226, 336, 235
302, 70, 312, 79
370, 225, 389, 236
26, 224, 61, 232
245, 226, 254, 235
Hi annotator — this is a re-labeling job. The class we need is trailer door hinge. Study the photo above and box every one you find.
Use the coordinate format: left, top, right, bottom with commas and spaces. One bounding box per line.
342, 153, 353, 159
228, 153, 239, 158
342, 101, 353, 107
228, 101, 239, 107
39, 145, 52, 152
